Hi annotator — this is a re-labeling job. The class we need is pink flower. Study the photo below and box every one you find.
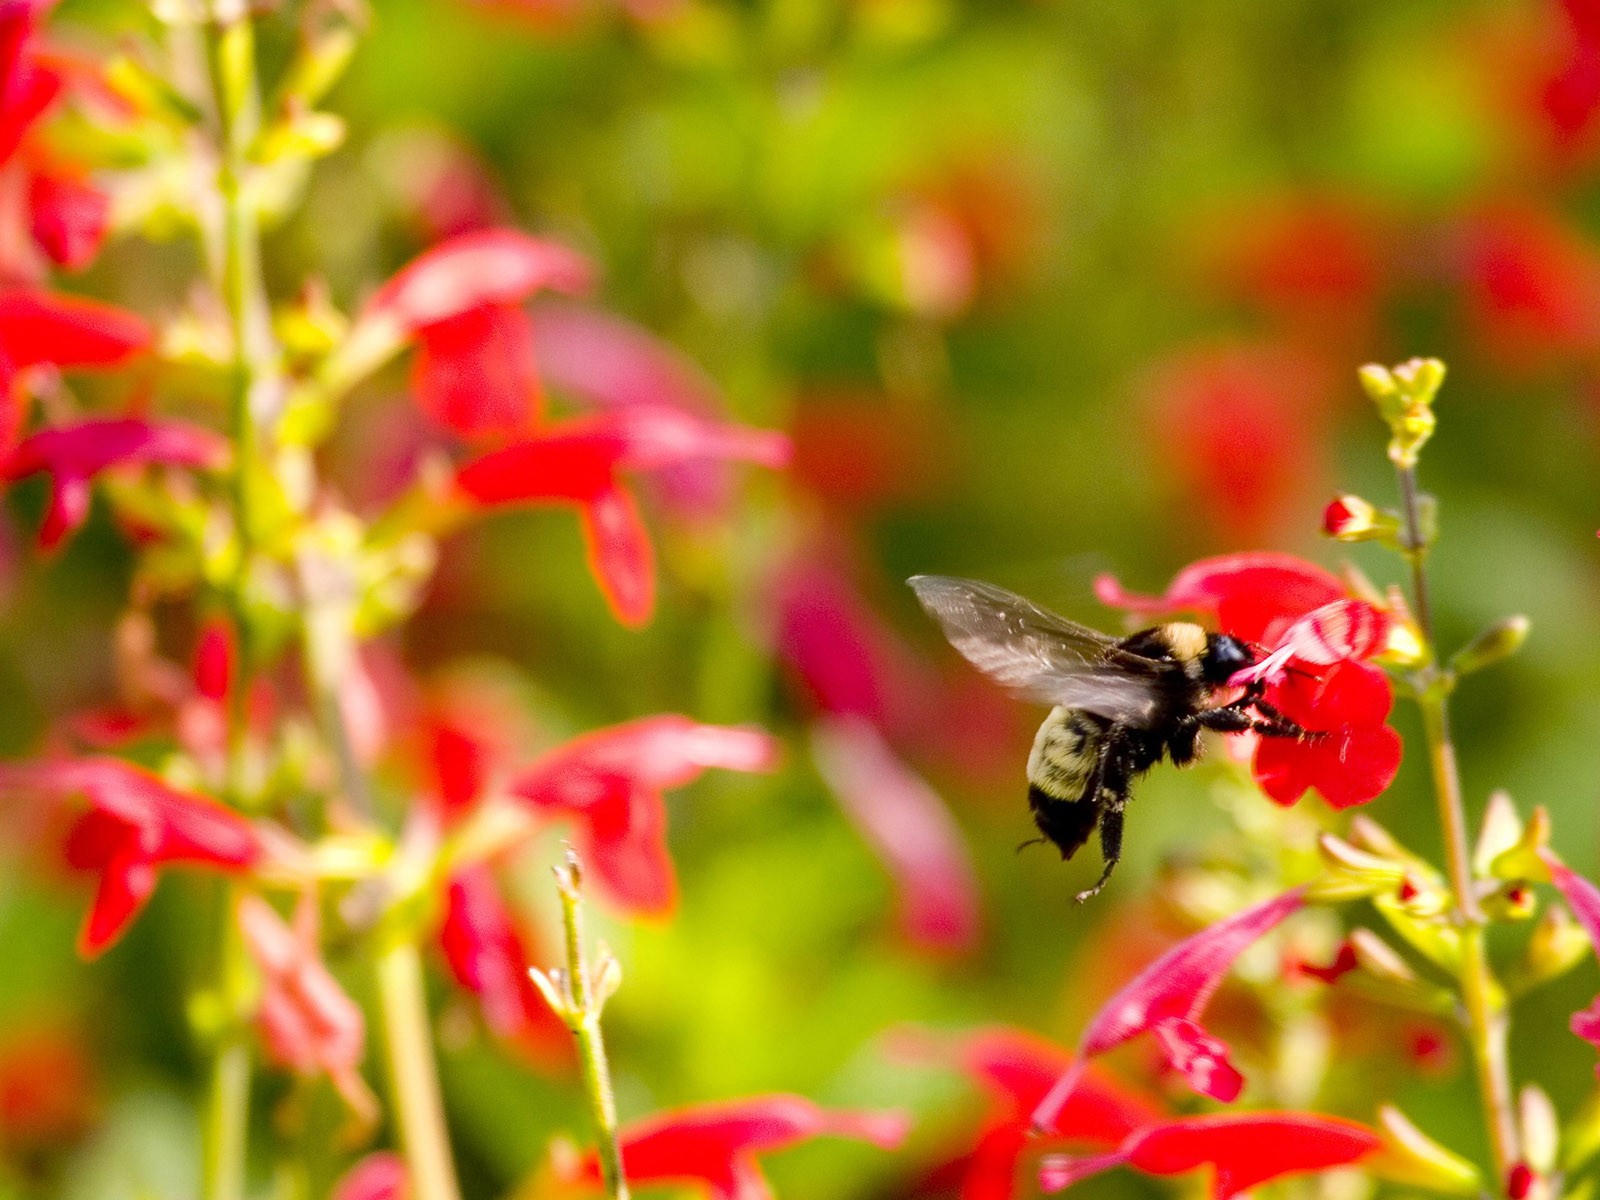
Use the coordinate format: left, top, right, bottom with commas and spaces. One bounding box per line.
0, 757, 260, 955
1032, 888, 1307, 1129
1537, 850, 1600, 1068
238, 895, 372, 1118
507, 716, 779, 916
1039, 1112, 1381, 1200
810, 715, 980, 952
350, 228, 593, 438
556, 1095, 909, 1200
332, 1153, 408, 1200
2, 417, 226, 549
437, 864, 571, 1067
455, 407, 788, 626
1094, 552, 1345, 647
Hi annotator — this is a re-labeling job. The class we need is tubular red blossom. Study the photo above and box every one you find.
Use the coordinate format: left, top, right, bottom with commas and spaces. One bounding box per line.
26, 171, 107, 270
1232, 599, 1391, 686
0, 290, 151, 368
412, 303, 543, 438
238, 896, 371, 1115
809, 715, 981, 952
1252, 661, 1402, 808
1, 416, 228, 549
455, 407, 787, 626
1039, 1112, 1381, 1200
558, 1095, 909, 1200
1537, 850, 1600, 1068
507, 716, 779, 915
1094, 553, 1344, 646
0, 757, 259, 955
1032, 887, 1307, 1128
437, 865, 571, 1066
332, 1153, 409, 1200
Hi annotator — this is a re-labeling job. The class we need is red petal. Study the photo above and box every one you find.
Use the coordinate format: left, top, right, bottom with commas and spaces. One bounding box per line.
1271, 600, 1389, 666
1151, 1018, 1243, 1102
453, 433, 620, 504
1122, 1113, 1381, 1200
0, 291, 150, 368
363, 228, 591, 333
810, 716, 980, 951
1305, 724, 1402, 810
3, 417, 227, 481
1095, 553, 1344, 645
581, 485, 654, 628
78, 843, 155, 956
331, 1153, 409, 1200
412, 304, 542, 439
1538, 853, 1600, 1071
27, 171, 108, 271
239, 896, 365, 1080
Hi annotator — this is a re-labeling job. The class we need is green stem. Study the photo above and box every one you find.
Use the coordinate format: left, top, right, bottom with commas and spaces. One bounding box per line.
202, 882, 252, 1200
375, 939, 462, 1200
1398, 463, 1519, 1187
555, 860, 630, 1200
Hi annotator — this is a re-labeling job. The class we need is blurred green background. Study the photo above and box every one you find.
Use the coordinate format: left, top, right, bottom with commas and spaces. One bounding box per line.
9, 0, 1600, 1196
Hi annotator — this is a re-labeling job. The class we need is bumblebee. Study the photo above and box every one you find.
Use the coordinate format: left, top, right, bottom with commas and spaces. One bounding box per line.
908, 575, 1306, 901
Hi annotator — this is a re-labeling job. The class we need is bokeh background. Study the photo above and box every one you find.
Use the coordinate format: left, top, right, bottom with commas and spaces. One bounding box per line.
8, 0, 1600, 1196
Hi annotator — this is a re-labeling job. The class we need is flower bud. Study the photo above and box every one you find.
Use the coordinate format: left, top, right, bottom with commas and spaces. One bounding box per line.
1519, 1085, 1559, 1174
1488, 806, 1552, 882
1375, 886, 1463, 973
1368, 1104, 1482, 1195
1520, 902, 1591, 992
1481, 881, 1537, 923
1474, 791, 1523, 874
1307, 832, 1406, 902
1322, 494, 1403, 544
1450, 615, 1530, 678
1359, 357, 1445, 468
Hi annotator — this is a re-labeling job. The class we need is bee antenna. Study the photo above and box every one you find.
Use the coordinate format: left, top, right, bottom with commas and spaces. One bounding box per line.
1016, 837, 1047, 854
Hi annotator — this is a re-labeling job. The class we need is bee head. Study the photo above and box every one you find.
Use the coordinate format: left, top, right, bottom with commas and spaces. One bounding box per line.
1200, 632, 1257, 684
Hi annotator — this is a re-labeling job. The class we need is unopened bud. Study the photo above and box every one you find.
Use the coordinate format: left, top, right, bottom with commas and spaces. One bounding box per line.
1521, 901, 1591, 991
1451, 615, 1530, 678
1368, 1104, 1482, 1195
1359, 357, 1445, 468
1308, 832, 1406, 901
1482, 881, 1537, 922
1348, 928, 1419, 984
591, 947, 623, 1007
1520, 1085, 1560, 1174
1376, 887, 1462, 973
1322, 494, 1403, 545
1489, 806, 1552, 882
1474, 791, 1523, 874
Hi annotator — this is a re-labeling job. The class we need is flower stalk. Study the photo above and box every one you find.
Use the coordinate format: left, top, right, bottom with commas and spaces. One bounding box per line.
1395, 458, 1519, 1187
532, 851, 631, 1200
375, 937, 463, 1200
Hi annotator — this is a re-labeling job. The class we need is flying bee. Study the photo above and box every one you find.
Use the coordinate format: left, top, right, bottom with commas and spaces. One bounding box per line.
908, 574, 1309, 901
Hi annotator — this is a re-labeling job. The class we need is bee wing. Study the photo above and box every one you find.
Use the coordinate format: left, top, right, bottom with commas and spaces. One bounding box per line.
907, 575, 1164, 725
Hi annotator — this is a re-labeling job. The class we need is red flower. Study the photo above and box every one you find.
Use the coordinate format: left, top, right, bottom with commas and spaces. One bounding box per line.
0, 757, 260, 955
0, 290, 151, 368
908, 1026, 1162, 1200
810, 715, 980, 952
1094, 552, 1345, 646
437, 864, 571, 1066
507, 716, 779, 915
332, 1153, 408, 1200
1252, 661, 1402, 808
349, 228, 593, 438
1537, 850, 1600, 1069
0, 1019, 96, 1146
1032, 888, 1307, 1128
238, 895, 372, 1118
556, 1095, 909, 1200
2, 416, 227, 548
455, 406, 789, 626
1039, 1112, 1381, 1200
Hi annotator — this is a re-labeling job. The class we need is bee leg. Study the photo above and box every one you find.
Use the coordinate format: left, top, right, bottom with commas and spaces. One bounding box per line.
1076, 796, 1124, 903
1193, 705, 1308, 740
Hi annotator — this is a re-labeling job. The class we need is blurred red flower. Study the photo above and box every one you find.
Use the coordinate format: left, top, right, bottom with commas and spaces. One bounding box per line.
352, 228, 593, 438
455, 406, 789, 626
507, 716, 779, 915
332, 1152, 409, 1200
438, 864, 572, 1066
1537, 850, 1600, 1069
810, 715, 981, 952
1039, 1112, 1381, 1199
2, 415, 227, 548
556, 1094, 909, 1200
238, 895, 373, 1119
1033, 887, 1307, 1128
1138, 345, 1334, 544
0, 3, 112, 276
0, 757, 260, 955
0, 1020, 95, 1147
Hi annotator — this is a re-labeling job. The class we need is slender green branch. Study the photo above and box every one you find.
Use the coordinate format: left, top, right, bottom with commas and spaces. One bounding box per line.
1397, 462, 1519, 1187
375, 939, 463, 1200
539, 854, 630, 1200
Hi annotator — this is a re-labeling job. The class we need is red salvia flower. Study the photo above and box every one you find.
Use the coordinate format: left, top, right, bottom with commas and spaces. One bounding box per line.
1252, 660, 1402, 809
1039, 1112, 1381, 1200
332, 1153, 409, 1200
238, 895, 373, 1119
0, 757, 260, 955
556, 1095, 909, 1200
507, 716, 779, 916
1537, 849, 1600, 1068
0, 290, 150, 368
455, 406, 789, 626
2, 416, 227, 548
351, 228, 593, 438
810, 715, 981, 952
1032, 887, 1307, 1128
437, 864, 571, 1066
